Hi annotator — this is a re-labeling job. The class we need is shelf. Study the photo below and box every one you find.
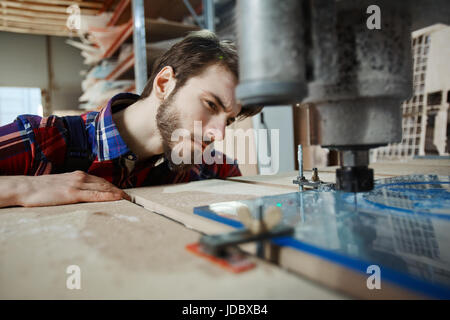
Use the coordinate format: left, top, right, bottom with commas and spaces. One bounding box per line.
125, 84, 136, 93
145, 18, 199, 42
106, 52, 135, 81
100, 18, 197, 61
102, 19, 133, 59
107, 0, 131, 27
107, 0, 203, 25
144, 0, 202, 22
104, 43, 177, 82
79, 0, 201, 109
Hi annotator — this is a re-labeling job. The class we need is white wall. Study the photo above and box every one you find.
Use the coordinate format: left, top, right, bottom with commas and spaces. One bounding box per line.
0, 31, 48, 88
0, 31, 84, 111
50, 35, 84, 111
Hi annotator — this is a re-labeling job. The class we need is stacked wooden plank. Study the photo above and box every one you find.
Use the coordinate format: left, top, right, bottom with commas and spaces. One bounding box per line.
0, 0, 105, 37
70, 0, 200, 110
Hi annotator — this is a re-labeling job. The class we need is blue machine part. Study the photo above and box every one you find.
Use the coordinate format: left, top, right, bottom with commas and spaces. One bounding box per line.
193, 175, 450, 298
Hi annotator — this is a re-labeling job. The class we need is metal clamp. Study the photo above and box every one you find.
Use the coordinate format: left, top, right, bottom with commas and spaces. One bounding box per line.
292, 145, 329, 190
199, 205, 294, 259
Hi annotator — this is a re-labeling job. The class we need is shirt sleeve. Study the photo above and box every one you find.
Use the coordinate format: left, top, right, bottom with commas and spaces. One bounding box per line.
217, 158, 242, 178
202, 150, 242, 179
0, 115, 68, 175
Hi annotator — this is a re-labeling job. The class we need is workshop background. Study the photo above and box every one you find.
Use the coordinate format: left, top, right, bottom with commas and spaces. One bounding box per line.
0, 0, 448, 175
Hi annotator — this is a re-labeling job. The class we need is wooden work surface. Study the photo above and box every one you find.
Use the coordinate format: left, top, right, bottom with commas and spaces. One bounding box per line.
229, 158, 450, 189
1, 159, 447, 299
0, 199, 343, 299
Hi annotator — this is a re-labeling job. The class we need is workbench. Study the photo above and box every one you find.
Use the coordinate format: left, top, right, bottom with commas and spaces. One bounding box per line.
0, 184, 343, 299
1, 158, 448, 299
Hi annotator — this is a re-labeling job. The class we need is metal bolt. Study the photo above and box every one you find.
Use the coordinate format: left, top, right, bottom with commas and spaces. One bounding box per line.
312, 168, 320, 182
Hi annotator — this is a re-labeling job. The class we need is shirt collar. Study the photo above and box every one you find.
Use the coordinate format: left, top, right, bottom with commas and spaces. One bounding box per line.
88, 92, 140, 162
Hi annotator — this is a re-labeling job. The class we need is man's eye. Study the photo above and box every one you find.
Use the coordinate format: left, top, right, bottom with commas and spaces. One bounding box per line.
206, 101, 217, 110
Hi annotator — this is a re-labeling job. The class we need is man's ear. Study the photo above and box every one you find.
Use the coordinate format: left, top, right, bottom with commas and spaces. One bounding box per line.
153, 66, 176, 100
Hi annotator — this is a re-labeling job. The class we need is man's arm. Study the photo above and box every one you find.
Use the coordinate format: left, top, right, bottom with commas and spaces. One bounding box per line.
0, 116, 130, 208
0, 171, 130, 208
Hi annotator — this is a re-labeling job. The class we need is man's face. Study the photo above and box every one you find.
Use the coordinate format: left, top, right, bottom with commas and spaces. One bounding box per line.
156, 64, 242, 171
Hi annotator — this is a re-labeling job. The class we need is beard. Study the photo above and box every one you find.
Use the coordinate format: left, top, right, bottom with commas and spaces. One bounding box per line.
156, 91, 199, 173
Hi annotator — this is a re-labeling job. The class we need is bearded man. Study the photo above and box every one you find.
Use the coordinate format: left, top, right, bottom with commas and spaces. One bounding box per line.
0, 30, 261, 208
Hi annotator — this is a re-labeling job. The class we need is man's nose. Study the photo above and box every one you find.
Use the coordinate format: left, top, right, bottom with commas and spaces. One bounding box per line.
204, 120, 226, 142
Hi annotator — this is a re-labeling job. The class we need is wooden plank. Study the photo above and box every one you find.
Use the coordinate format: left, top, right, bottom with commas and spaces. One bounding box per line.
230, 171, 324, 191
0, 1, 100, 14
126, 179, 293, 235
0, 19, 69, 31
0, 200, 343, 299
106, 0, 129, 26
372, 158, 450, 168
145, 18, 199, 42
111, 0, 203, 25
100, 19, 198, 60
105, 51, 134, 81
144, 0, 202, 22
99, 0, 115, 14
0, 24, 70, 36
0, 7, 68, 19
13, 0, 103, 8
229, 159, 450, 189
0, 13, 68, 26
104, 45, 168, 81
229, 170, 390, 191
102, 18, 133, 58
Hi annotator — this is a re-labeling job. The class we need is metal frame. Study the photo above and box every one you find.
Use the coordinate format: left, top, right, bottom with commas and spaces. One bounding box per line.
183, 0, 204, 28
203, 0, 215, 32
131, 0, 147, 95
132, 0, 215, 94
182, 0, 215, 31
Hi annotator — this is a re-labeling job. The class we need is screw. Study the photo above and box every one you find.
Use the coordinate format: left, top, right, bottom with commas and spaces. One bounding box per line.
312, 167, 320, 182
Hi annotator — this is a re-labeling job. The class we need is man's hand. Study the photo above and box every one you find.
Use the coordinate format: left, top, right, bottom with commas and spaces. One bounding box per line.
0, 171, 131, 208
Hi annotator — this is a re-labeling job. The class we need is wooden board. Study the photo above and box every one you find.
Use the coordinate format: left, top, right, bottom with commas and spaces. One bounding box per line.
369, 159, 450, 176
114, 0, 202, 25
0, 200, 343, 299
126, 179, 295, 235
228, 170, 388, 191
229, 158, 450, 189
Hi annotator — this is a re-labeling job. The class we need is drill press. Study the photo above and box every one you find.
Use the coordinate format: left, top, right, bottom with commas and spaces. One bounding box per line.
235, 0, 450, 192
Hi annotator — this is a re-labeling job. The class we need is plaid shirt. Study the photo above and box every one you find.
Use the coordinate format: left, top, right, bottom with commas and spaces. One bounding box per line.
0, 93, 241, 188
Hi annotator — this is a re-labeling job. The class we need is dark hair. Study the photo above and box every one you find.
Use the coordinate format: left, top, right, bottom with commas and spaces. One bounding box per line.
139, 30, 262, 120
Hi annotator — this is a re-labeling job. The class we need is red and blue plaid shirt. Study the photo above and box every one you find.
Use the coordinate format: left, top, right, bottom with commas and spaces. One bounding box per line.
0, 93, 241, 188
